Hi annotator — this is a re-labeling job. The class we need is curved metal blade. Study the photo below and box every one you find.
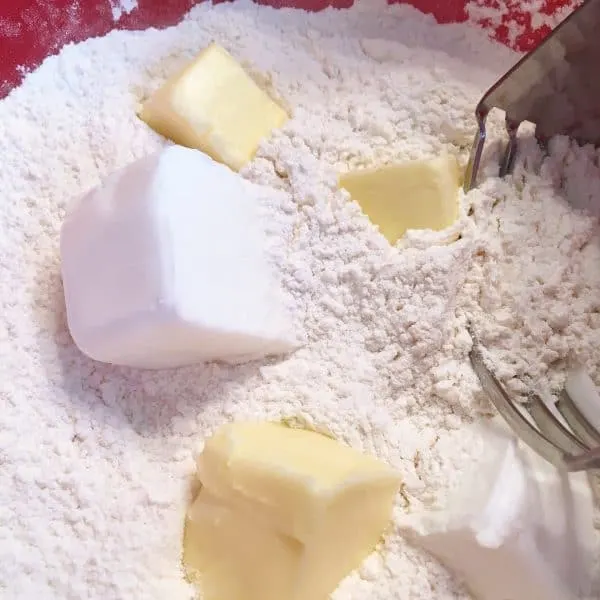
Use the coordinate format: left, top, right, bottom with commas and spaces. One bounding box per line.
556, 389, 600, 448
481, 0, 600, 146
467, 0, 600, 188
564, 446, 600, 472
468, 335, 565, 468
526, 392, 587, 455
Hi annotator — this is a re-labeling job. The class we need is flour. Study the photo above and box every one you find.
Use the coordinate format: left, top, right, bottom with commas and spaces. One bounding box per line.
1, 0, 600, 598
109, 0, 138, 21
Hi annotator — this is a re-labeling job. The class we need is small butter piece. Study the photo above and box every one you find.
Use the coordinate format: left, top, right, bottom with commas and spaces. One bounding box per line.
139, 43, 288, 171
183, 422, 401, 600
339, 155, 460, 244
399, 423, 596, 600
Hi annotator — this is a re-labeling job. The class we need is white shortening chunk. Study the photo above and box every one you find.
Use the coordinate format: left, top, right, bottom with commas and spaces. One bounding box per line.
60, 145, 296, 369
399, 423, 596, 600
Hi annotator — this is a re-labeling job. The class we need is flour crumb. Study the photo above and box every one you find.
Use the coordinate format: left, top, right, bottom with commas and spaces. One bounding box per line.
110, 0, 138, 21
1, 1, 599, 599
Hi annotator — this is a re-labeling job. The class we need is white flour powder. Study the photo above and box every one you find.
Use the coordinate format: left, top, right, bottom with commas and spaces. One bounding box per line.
110, 0, 139, 21
1, 1, 600, 598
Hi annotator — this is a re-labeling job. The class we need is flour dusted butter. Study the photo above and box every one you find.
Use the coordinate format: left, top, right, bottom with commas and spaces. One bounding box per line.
138, 43, 288, 171
339, 154, 460, 244
183, 422, 401, 600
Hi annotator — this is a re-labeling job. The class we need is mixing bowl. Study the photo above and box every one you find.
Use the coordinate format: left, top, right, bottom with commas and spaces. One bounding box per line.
1, 0, 580, 100
1, 1, 596, 600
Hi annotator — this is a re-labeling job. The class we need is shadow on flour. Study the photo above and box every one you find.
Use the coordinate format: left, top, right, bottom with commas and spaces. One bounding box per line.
34, 259, 271, 437
550, 174, 600, 223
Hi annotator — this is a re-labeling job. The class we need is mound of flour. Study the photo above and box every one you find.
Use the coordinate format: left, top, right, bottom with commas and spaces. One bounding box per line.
1, 1, 599, 598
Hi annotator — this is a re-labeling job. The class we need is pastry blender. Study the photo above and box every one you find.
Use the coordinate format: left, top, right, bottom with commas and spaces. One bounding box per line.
464, 0, 600, 192
468, 327, 600, 504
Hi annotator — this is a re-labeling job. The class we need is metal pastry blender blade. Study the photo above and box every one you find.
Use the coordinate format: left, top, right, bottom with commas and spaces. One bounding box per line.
467, 326, 600, 503
464, 0, 600, 192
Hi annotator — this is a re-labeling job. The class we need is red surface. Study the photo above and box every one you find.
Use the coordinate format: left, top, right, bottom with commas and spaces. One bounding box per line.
0, 0, 578, 100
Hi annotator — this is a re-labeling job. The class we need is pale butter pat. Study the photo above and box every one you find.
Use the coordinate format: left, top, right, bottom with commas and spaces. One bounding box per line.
138, 43, 288, 171
399, 423, 596, 600
183, 422, 401, 600
60, 145, 297, 369
338, 155, 460, 244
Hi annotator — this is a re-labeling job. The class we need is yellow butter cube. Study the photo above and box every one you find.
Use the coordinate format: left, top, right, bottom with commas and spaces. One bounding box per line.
183, 422, 401, 600
339, 155, 461, 245
138, 43, 288, 171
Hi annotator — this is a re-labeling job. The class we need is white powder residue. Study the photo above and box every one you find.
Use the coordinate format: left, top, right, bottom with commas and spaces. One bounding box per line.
466, 0, 583, 47
1, 0, 599, 598
0, 18, 22, 38
110, 0, 138, 21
